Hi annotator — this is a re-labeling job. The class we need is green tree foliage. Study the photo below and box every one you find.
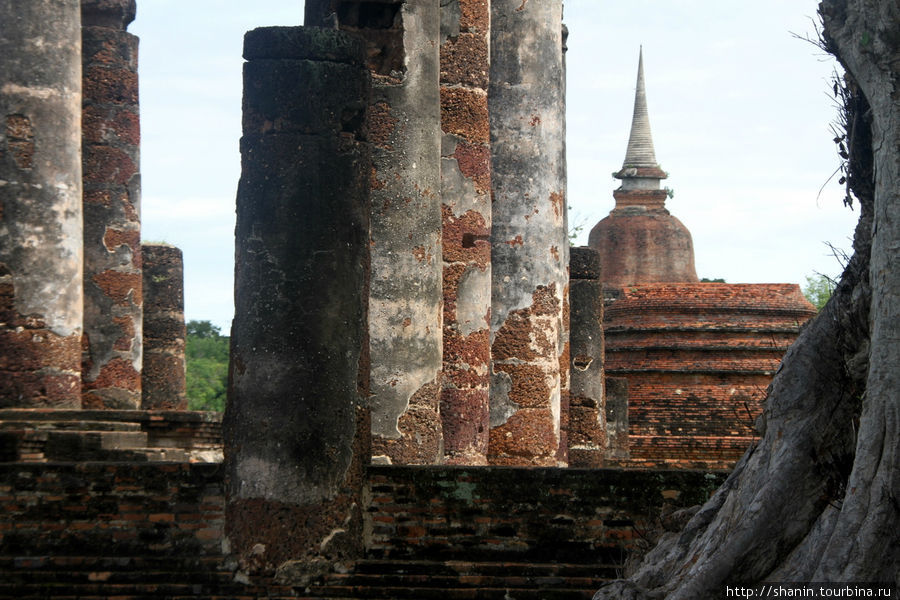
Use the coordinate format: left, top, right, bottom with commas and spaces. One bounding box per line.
185, 320, 229, 411
802, 273, 836, 311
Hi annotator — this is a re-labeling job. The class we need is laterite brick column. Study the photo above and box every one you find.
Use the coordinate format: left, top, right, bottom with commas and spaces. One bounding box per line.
488, 0, 568, 466
81, 0, 142, 409
438, 0, 491, 465
225, 27, 370, 577
308, 1, 444, 465
141, 243, 185, 410
567, 247, 606, 467
0, 0, 84, 407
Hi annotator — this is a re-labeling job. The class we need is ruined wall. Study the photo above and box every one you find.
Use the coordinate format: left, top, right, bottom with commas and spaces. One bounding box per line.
367, 466, 725, 564
141, 243, 185, 410
1, 462, 226, 559
604, 283, 817, 469
81, 0, 143, 409
225, 26, 371, 575
488, 0, 568, 466
0, 0, 84, 408
0, 458, 725, 599
314, 1, 445, 465
439, 0, 492, 465
0, 461, 297, 598
567, 247, 606, 467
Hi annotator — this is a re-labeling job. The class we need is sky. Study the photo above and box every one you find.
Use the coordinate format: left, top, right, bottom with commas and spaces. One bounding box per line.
131, 1, 856, 333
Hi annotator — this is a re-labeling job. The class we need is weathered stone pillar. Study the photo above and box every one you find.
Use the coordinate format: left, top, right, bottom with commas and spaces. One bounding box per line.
224, 27, 370, 577
308, 1, 443, 465
81, 0, 142, 409
0, 0, 84, 408
558, 20, 571, 465
141, 244, 185, 410
488, 0, 567, 466
604, 376, 630, 464
438, 0, 491, 465
567, 247, 606, 467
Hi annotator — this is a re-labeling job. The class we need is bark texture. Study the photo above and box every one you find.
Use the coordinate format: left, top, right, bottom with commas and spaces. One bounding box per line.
594, 0, 898, 596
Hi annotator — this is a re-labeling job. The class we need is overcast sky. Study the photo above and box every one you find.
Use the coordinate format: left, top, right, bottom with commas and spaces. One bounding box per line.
131, 1, 856, 332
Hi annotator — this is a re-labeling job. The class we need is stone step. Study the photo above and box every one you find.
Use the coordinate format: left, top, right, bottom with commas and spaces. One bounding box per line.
305, 585, 598, 599
365, 543, 627, 565
326, 572, 607, 590
0, 419, 142, 432
306, 559, 612, 599
350, 558, 620, 578
0, 571, 296, 600
0, 555, 226, 570
2, 428, 190, 462
39, 429, 149, 460
1, 554, 613, 599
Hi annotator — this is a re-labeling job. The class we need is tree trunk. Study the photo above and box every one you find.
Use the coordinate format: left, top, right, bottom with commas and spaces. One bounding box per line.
593, 1, 899, 597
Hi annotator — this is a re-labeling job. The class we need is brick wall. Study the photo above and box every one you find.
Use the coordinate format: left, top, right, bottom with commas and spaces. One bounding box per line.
605, 283, 816, 470
0, 461, 300, 598
366, 466, 725, 565
1, 460, 726, 598
1, 462, 224, 558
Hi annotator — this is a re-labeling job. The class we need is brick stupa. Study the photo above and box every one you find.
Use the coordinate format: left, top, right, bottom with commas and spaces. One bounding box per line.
588, 48, 698, 285
589, 50, 817, 469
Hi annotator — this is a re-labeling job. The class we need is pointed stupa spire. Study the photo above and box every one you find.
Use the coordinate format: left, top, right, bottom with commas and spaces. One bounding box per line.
615, 48, 667, 183
623, 47, 657, 167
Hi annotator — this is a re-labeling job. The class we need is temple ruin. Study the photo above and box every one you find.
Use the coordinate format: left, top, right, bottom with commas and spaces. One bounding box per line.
0, 1, 816, 597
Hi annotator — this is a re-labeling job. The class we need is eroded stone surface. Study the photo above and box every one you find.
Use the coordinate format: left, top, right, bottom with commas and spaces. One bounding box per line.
439, 0, 492, 466
0, 0, 84, 407
81, 0, 142, 408
488, 0, 568, 466
141, 244, 184, 410
567, 247, 607, 467
322, 1, 444, 465
225, 26, 370, 574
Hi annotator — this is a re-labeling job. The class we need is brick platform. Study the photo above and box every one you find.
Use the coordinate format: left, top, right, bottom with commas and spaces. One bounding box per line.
604, 283, 816, 469
0, 447, 725, 599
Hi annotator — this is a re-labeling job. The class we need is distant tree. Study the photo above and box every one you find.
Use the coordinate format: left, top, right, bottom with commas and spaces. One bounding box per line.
700, 277, 726, 283
187, 320, 221, 338
803, 273, 836, 310
185, 320, 229, 411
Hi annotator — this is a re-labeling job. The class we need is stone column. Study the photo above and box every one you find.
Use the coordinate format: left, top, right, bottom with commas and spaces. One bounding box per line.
438, 0, 491, 465
567, 247, 606, 467
224, 27, 370, 576
81, 0, 142, 409
604, 376, 630, 464
0, 0, 84, 408
488, 0, 567, 466
141, 244, 185, 410
309, 1, 443, 465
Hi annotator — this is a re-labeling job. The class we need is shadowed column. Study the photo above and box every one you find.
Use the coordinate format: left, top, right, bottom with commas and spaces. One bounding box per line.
567, 247, 607, 467
0, 0, 84, 407
224, 26, 371, 578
